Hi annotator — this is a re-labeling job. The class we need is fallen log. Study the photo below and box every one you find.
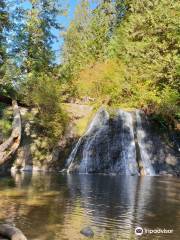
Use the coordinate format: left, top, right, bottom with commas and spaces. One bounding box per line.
0, 100, 21, 165
0, 224, 27, 240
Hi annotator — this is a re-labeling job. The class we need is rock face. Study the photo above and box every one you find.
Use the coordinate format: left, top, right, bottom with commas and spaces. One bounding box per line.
11, 104, 93, 172
9, 104, 179, 175
135, 110, 179, 176
67, 108, 179, 176
11, 107, 51, 172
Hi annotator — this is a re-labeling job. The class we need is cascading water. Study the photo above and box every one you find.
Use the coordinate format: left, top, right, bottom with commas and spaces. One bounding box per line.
67, 108, 140, 175
67, 108, 109, 173
67, 108, 176, 176
136, 110, 156, 176
112, 110, 138, 175
66, 137, 83, 170
66, 107, 177, 176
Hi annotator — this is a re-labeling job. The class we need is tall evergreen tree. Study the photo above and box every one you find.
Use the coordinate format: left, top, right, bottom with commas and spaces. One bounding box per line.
0, 0, 10, 92
0, 0, 9, 67
20, 0, 67, 144
62, 0, 91, 77
63, 0, 116, 78
22, 0, 63, 75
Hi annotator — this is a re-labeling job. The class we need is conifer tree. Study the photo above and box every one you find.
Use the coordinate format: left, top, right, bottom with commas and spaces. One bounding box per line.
111, 0, 179, 118
0, 0, 10, 93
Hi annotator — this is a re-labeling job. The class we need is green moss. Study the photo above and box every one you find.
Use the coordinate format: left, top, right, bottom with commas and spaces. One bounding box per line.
62, 103, 95, 136
75, 111, 94, 136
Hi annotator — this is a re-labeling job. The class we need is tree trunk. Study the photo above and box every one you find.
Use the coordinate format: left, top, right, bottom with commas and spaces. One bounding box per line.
0, 100, 21, 165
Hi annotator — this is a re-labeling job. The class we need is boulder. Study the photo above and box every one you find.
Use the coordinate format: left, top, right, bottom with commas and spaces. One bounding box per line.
0, 224, 27, 240
80, 226, 94, 238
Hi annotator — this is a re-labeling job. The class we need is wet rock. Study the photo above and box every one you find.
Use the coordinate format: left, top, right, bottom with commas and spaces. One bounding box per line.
159, 171, 168, 176
66, 108, 179, 176
80, 226, 94, 238
67, 109, 139, 175
0, 224, 27, 240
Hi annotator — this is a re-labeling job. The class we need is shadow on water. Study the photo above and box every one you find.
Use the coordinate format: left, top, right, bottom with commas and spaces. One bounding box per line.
0, 173, 179, 240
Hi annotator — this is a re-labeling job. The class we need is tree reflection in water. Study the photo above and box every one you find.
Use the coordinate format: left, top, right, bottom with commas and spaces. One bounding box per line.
0, 173, 179, 240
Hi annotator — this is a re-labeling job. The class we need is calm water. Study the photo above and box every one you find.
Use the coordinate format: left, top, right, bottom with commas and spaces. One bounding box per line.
0, 173, 179, 240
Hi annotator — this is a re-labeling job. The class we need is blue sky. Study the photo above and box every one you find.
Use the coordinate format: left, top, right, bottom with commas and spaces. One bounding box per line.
54, 0, 79, 62
22, 0, 96, 63
22, 0, 80, 62
54, 0, 97, 62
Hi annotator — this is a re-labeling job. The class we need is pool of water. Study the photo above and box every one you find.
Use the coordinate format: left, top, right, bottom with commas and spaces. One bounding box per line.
0, 173, 179, 240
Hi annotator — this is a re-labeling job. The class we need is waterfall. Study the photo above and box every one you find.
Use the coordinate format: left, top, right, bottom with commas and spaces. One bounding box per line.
79, 131, 99, 173
136, 110, 155, 176
66, 108, 176, 176
113, 110, 138, 175
67, 108, 109, 173
66, 137, 83, 171
67, 108, 140, 175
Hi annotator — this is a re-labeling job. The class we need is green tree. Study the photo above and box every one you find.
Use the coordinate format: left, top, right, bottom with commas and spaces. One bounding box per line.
0, 0, 9, 69
62, 0, 116, 79
22, 0, 63, 75
109, 0, 180, 120
62, 0, 91, 77
17, 0, 68, 145
0, 0, 10, 95
28, 73, 68, 146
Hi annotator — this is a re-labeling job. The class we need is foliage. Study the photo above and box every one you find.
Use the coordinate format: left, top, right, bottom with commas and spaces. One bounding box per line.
62, 0, 116, 79
1, 0, 68, 146
109, 0, 180, 121
14, 0, 67, 145
22, 73, 68, 146
63, 0, 180, 124
22, 0, 63, 73
75, 60, 126, 104
0, 103, 12, 139
0, 0, 9, 68
0, 0, 179, 146
0, 0, 12, 94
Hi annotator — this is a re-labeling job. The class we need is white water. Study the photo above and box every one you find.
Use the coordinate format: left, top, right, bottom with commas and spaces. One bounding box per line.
67, 108, 155, 176
114, 110, 138, 175
67, 108, 109, 173
66, 137, 83, 172
136, 110, 155, 176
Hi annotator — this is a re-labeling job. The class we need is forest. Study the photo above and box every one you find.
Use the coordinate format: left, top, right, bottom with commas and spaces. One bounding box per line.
0, 1, 180, 239
0, 0, 179, 147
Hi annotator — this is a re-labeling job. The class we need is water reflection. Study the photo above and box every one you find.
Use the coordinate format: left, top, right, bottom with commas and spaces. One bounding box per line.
0, 173, 179, 240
